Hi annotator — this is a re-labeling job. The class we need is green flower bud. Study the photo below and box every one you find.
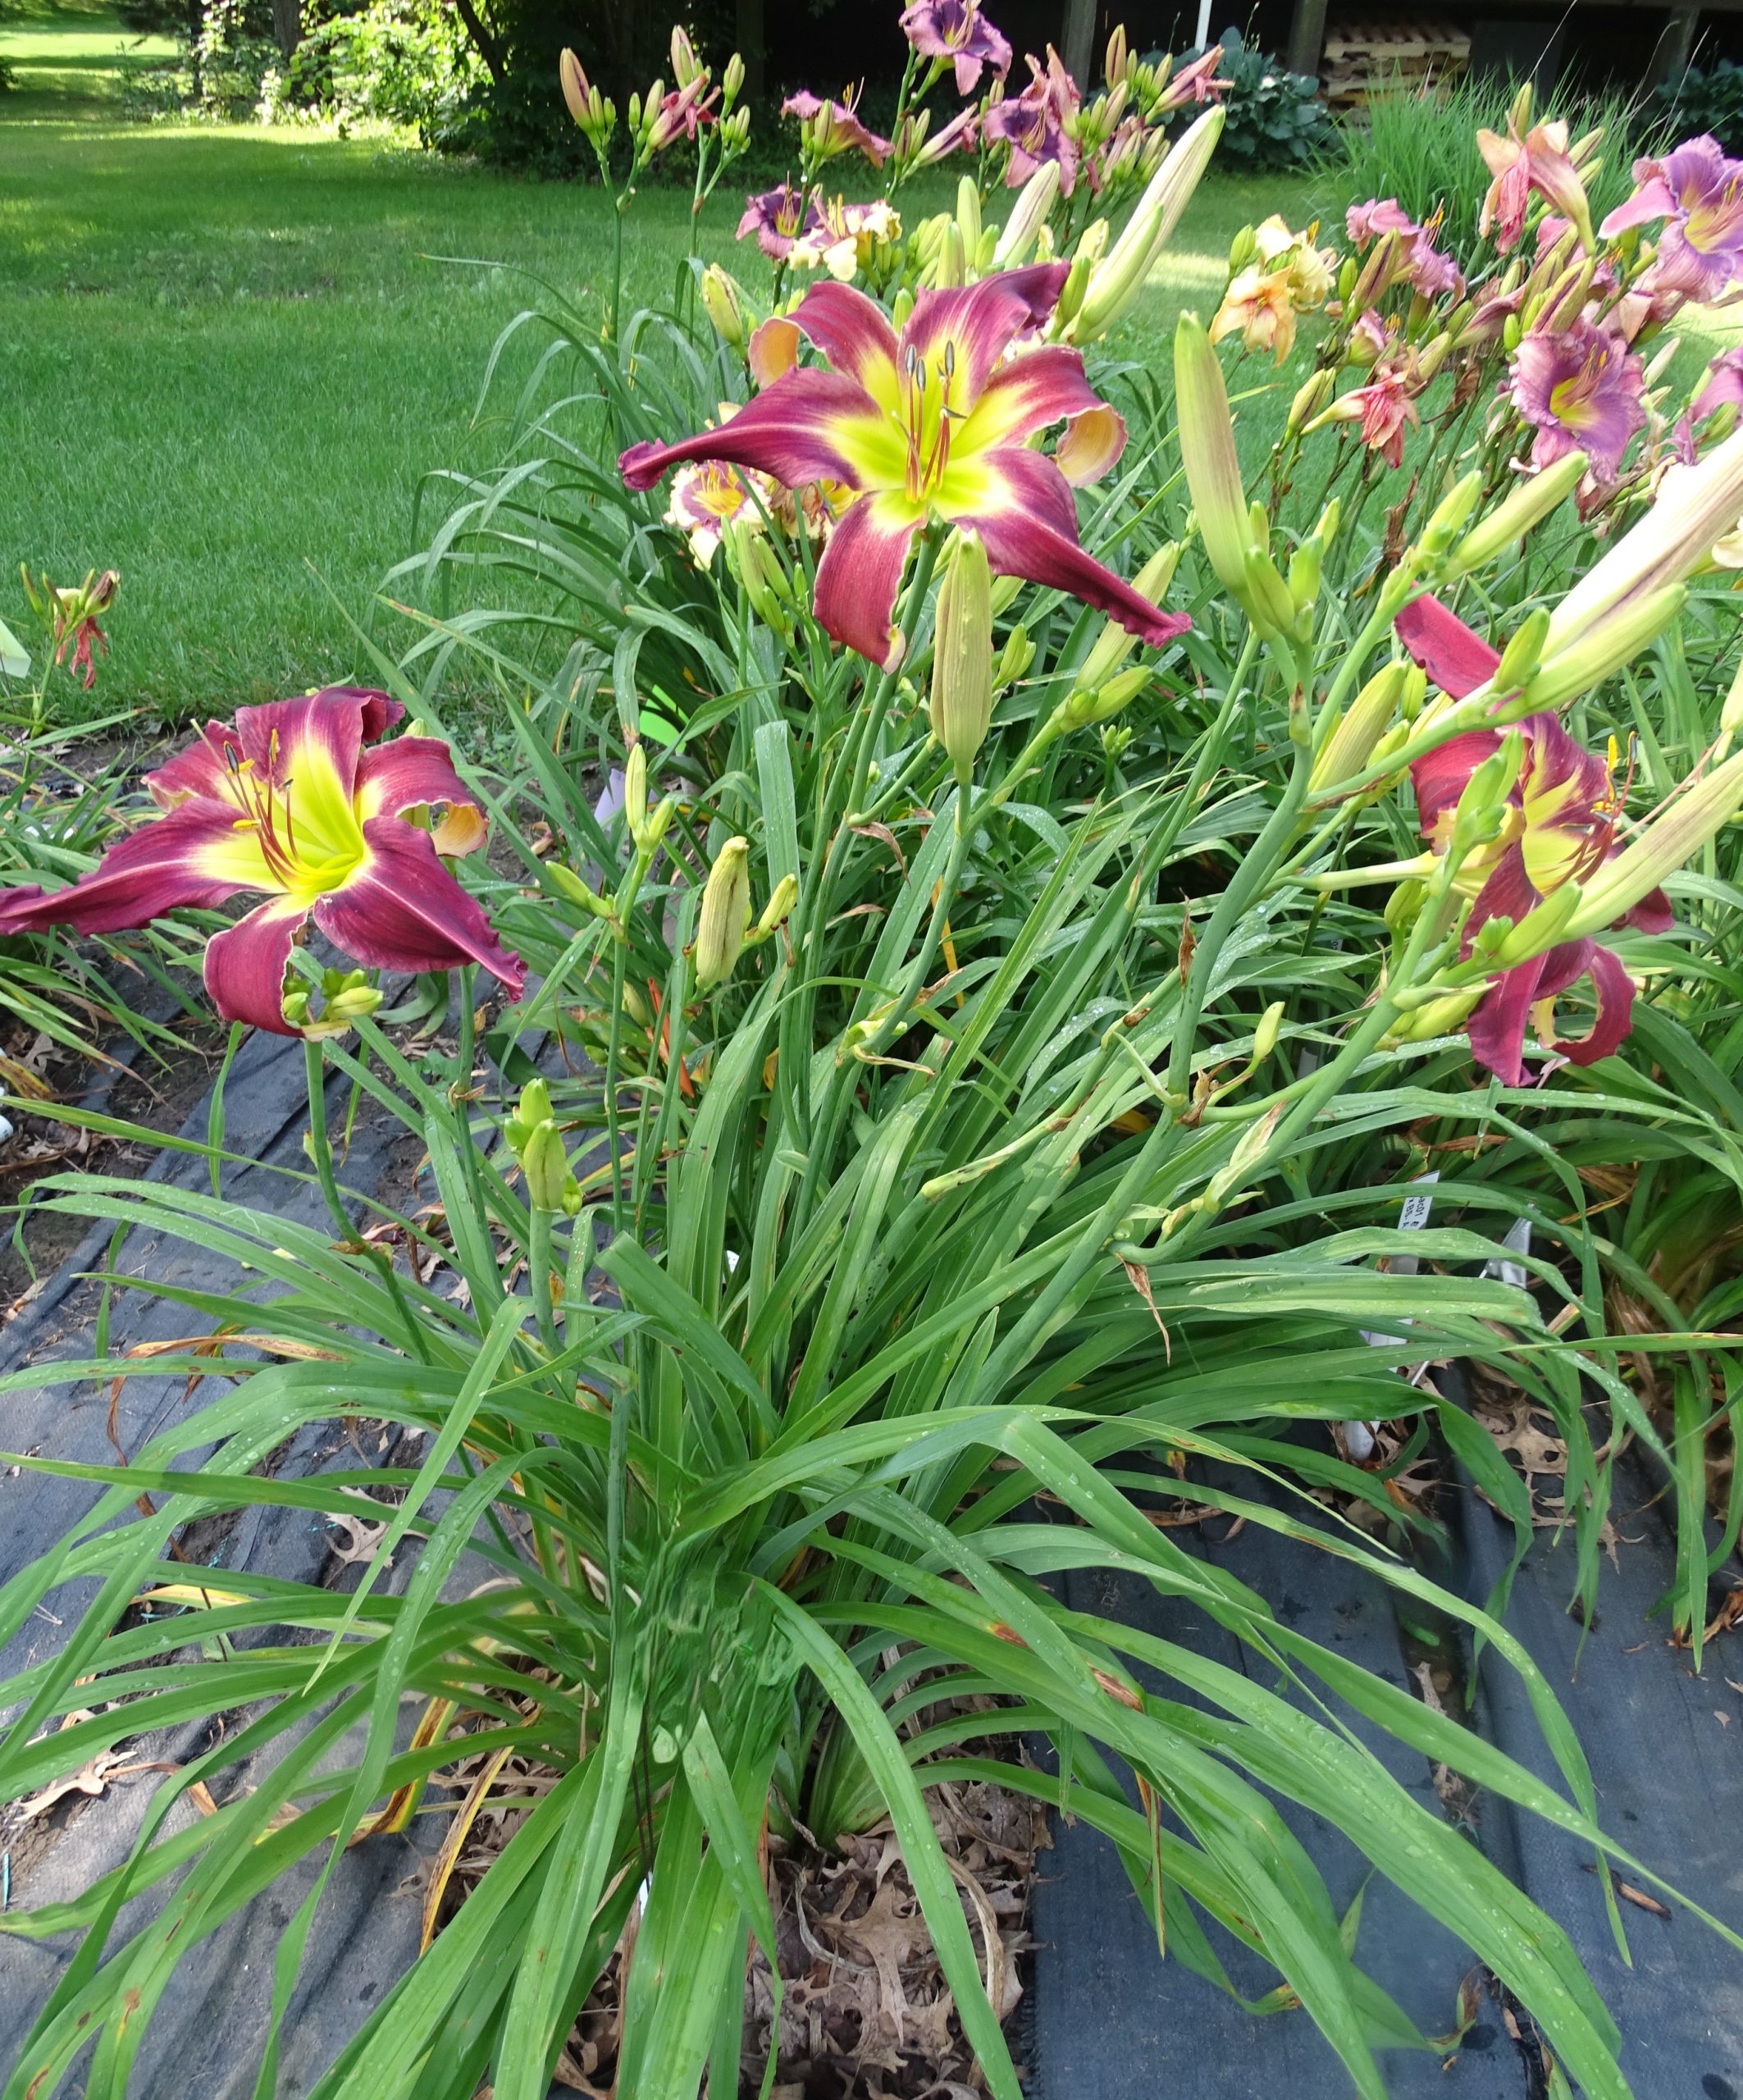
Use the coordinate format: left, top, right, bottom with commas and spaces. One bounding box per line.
700, 265, 749, 352
1252, 999, 1284, 1063
1491, 605, 1553, 694
522, 1116, 579, 1215
754, 872, 799, 938
696, 836, 752, 988
929, 528, 996, 781
1421, 471, 1483, 556
1449, 452, 1588, 576
624, 741, 648, 841
996, 622, 1034, 689
955, 175, 981, 259
1311, 661, 1407, 791
549, 861, 617, 919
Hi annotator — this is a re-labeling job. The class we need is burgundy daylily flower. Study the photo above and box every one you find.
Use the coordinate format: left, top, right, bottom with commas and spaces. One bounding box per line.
1395, 596, 1672, 1082
738, 181, 819, 260
0, 687, 523, 1036
647, 72, 717, 150
1508, 317, 1646, 480
619, 267, 1189, 668
1476, 112, 1593, 254
900, 0, 1012, 94
983, 48, 1080, 195
1601, 135, 1743, 299
783, 89, 892, 167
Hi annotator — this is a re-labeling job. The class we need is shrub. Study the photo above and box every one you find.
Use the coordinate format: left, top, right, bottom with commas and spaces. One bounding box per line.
1648, 56, 1743, 158
268, 0, 483, 133
1177, 28, 1334, 169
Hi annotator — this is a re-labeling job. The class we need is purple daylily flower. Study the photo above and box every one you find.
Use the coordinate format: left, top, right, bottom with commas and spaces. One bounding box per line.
782, 89, 892, 167
899, 0, 1012, 94
982, 47, 1080, 196
1508, 317, 1646, 481
1601, 135, 1743, 299
737, 181, 820, 260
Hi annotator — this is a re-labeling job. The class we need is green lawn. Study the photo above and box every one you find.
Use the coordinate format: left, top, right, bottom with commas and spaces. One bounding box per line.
0, 3, 1308, 722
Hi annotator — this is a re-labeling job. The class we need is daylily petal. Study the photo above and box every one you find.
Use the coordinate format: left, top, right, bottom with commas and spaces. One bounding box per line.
620, 370, 886, 495
230, 689, 377, 870
903, 262, 1071, 402
1531, 937, 1635, 1066
811, 492, 920, 667
203, 895, 311, 1036
969, 449, 1190, 647
311, 818, 524, 994
748, 316, 802, 386
146, 721, 243, 810
1395, 594, 1501, 697
783, 281, 901, 402
354, 737, 477, 825
1464, 841, 1541, 956
1411, 730, 1501, 835
1056, 403, 1129, 487
956, 344, 1117, 460
0, 802, 271, 938
1599, 176, 1676, 238
1467, 951, 1549, 1087
1622, 885, 1673, 934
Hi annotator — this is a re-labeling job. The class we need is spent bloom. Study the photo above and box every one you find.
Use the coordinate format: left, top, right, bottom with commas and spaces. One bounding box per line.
1508, 316, 1646, 480
0, 687, 522, 1035
37, 568, 120, 690
783, 89, 891, 167
899, 0, 1012, 94
1325, 358, 1422, 468
1476, 109, 1594, 254
1601, 135, 1743, 299
620, 267, 1190, 667
983, 48, 1081, 194
1408, 700, 1667, 1084
1155, 44, 1232, 112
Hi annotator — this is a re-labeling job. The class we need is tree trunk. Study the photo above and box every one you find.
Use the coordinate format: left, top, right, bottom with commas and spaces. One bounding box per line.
736, 0, 764, 104
450, 0, 504, 84
1285, 0, 1329, 80
271, 0, 300, 62
1060, 0, 1096, 87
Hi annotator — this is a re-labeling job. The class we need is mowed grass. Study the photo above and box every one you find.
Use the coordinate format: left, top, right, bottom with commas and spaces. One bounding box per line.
0, 4, 1310, 721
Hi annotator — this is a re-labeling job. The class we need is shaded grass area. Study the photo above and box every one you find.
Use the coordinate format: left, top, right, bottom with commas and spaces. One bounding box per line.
1, 3, 1311, 721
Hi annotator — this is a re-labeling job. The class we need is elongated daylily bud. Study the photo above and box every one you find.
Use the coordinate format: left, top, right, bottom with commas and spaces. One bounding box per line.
1075, 107, 1224, 341
1546, 426, 1743, 658
1492, 605, 1553, 693
701, 266, 749, 351
624, 741, 648, 842
1067, 663, 1152, 727
560, 48, 590, 126
991, 161, 1061, 267
1421, 472, 1482, 558
1243, 546, 1297, 635
930, 529, 996, 780
1524, 583, 1686, 710
1717, 654, 1743, 760
696, 836, 752, 988
1449, 452, 1586, 575
1175, 315, 1253, 600
936, 220, 967, 288
549, 861, 618, 919
522, 1117, 580, 1215
505, 1076, 553, 1155
956, 176, 982, 260
1490, 879, 1581, 966
1312, 662, 1407, 790
1561, 750, 1743, 940
1287, 369, 1333, 436
1252, 1000, 1284, 1063
755, 872, 799, 938
997, 623, 1033, 688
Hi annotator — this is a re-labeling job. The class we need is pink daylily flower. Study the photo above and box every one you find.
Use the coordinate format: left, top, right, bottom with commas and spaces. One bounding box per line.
782, 89, 892, 167
0, 688, 523, 1035
738, 181, 819, 260
1693, 342, 1743, 422
1477, 113, 1592, 254
1345, 197, 1417, 247
1344, 199, 1462, 300
619, 267, 1189, 669
647, 72, 717, 151
1395, 600, 1669, 1084
1600, 135, 1743, 300
1329, 360, 1421, 468
982, 48, 1080, 195
899, 0, 1012, 94
1508, 317, 1645, 481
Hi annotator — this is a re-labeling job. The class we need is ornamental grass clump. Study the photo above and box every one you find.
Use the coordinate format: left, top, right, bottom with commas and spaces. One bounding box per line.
7, 21, 1743, 2100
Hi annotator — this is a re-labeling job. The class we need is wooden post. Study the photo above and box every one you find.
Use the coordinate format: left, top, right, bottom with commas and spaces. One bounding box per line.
1649, 5, 1700, 89
1061, 0, 1097, 86
1287, 0, 1330, 78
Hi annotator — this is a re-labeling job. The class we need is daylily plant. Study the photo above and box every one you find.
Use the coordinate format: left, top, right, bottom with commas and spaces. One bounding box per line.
621, 266, 1190, 667
1601, 134, 1743, 299
0, 687, 523, 1034
900, 0, 1012, 94
1396, 597, 1669, 1084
